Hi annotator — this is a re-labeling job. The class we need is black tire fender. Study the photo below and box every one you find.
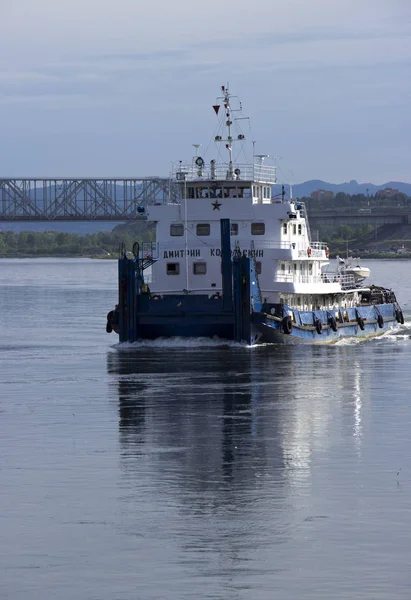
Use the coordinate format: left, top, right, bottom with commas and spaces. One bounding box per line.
282, 315, 292, 335
328, 316, 338, 332
377, 314, 384, 328
357, 316, 365, 330
315, 319, 323, 335
396, 309, 404, 325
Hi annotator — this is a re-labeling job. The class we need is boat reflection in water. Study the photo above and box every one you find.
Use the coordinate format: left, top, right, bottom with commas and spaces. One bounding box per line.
106, 343, 373, 589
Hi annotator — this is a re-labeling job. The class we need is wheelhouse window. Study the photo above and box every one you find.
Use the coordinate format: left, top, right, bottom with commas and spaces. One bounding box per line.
298, 224, 302, 235
251, 222, 265, 235
193, 262, 207, 275
196, 223, 210, 236
240, 187, 252, 198
283, 223, 288, 235
231, 223, 239, 236
263, 186, 271, 199
293, 224, 297, 235
170, 223, 184, 236
166, 263, 180, 275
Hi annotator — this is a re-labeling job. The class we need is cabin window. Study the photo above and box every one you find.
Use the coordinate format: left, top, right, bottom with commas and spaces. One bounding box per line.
210, 187, 223, 198
193, 262, 207, 275
231, 223, 239, 236
283, 223, 287, 235
309, 263, 313, 273
298, 224, 302, 235
255, 261, 262, 275
293, 263, 297, 272
188, 187, 195, 199
251, 222, 265, 235
195, 188, 210, 199
196, 223, 210, 236
240, 187, 251, 198
170, 224, 184, 236
166, 262, 180, 275
293, 224, 297, 235
281, 263, 285, 271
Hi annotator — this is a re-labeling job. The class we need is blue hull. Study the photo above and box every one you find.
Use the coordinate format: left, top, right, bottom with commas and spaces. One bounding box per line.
253, 303, 399, 344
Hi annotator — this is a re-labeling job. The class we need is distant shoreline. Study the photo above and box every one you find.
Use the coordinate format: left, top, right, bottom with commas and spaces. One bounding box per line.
1, 253, 411, 261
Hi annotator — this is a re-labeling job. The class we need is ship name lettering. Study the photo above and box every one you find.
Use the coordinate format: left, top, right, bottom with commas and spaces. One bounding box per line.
163, 248, 263, 259
163, 249, 201, 259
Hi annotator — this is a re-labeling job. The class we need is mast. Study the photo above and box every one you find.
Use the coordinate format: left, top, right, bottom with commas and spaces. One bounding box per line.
222, 86, 234, 178
213, 85, 246, 179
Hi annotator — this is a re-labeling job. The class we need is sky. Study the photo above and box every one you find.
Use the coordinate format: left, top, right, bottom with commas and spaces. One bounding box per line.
0, 0, 410, 184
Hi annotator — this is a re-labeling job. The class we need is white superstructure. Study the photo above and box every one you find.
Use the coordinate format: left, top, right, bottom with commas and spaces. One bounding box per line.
144, 85, 363, 312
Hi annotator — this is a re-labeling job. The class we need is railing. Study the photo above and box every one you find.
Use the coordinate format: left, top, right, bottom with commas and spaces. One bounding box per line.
310, 241, 328, 250
276, 272, 357, 287
171, 162, 277, 184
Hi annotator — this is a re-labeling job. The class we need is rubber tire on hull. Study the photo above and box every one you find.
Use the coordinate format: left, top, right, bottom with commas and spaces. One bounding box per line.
328, 316, 338, 332
282, 316, 293, 335
357, 316, 365, 330
377, 314, 384, 328
106, 310, 114, 333
315, 319, 323, 335
396, 309, 404, 325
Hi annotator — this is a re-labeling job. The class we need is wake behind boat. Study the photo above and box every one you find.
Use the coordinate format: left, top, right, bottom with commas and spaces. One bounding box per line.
106, 85, 404, 344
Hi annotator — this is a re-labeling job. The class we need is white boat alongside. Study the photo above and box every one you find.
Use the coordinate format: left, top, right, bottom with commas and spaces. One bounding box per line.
337, 256, 371, 284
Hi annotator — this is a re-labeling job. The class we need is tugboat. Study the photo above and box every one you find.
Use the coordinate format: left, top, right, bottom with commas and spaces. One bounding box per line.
106, 85, 404, 344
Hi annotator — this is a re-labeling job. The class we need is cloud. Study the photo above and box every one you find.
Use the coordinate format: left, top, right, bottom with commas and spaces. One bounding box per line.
0, 0, 410, 181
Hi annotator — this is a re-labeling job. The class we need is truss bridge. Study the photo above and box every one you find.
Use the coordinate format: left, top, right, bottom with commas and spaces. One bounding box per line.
0, 177, 178, 221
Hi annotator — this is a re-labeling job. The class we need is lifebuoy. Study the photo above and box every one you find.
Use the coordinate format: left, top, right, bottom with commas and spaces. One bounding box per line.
282, 315, 293, 335
377, 314, 384, 328
307, 247, 312, 257
315, 319, 323, 334
328, 316, 338, 332
325, 247, 330, 258
357, 316, 365, 330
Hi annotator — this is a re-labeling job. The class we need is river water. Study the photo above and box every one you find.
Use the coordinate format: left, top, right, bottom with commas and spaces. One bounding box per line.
1, 258, 411, 600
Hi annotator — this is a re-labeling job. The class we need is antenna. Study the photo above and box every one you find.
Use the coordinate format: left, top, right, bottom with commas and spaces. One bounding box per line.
289, 170, 294, 201
192, 144, 201, 157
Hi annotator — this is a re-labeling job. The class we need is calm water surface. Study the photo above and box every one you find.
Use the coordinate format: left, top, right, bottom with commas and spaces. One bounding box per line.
1, 258, 411, 600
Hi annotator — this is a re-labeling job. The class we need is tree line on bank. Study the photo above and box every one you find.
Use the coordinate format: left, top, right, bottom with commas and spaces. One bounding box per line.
1, 191, 410, 257
0, 222, 155, 257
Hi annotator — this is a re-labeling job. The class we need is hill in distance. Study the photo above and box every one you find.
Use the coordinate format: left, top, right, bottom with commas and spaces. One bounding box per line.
274, 180, 411, 199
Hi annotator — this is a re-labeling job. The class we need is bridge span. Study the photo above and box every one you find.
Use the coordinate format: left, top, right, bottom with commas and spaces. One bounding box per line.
0, 177, 176, 221
1, 178, 410, 228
